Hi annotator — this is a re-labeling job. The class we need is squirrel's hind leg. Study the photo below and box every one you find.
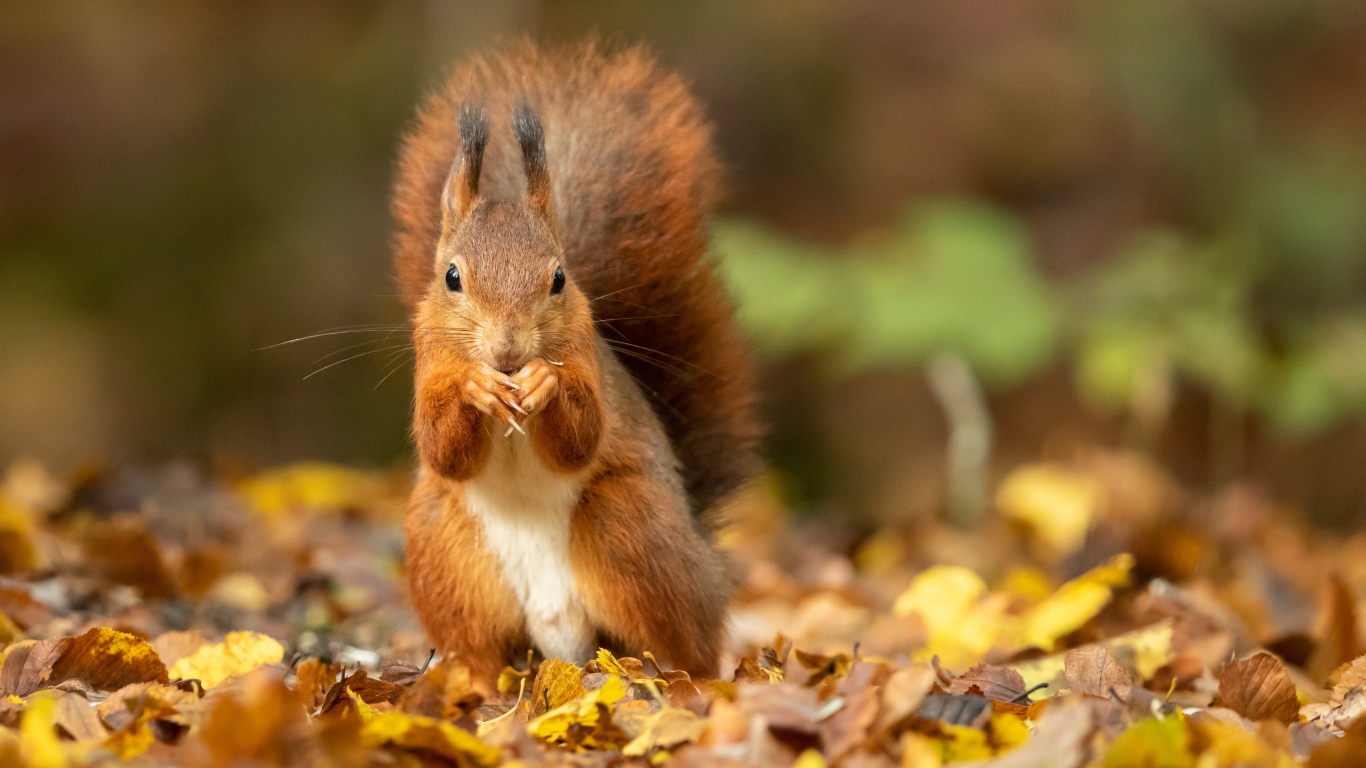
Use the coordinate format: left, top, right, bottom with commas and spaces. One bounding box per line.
568, 472, 731, 678
405, 480, 529, 692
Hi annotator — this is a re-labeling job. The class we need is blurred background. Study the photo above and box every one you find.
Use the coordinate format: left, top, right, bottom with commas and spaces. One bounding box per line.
5, 0, 1366, 533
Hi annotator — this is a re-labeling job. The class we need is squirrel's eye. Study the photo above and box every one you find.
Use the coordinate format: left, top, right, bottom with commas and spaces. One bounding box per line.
445, 264, 462, 292
551, 266, 566, 295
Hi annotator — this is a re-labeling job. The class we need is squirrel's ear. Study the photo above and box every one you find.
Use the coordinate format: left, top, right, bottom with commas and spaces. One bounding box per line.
442, 103, 488, 226
512, 101, 555, 225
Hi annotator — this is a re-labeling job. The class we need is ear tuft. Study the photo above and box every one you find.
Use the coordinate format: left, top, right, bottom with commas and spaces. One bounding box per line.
513, 100, 555, 223
442, 103, 488, 223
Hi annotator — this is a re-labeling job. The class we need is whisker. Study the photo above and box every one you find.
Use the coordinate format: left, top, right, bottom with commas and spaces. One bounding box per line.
255, 325, 414, 350
303, 344, 414, 380
373, 351, 415, 392
602, 338, 717, 378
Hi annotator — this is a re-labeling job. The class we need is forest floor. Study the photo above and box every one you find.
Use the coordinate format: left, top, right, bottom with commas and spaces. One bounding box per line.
0, 451, 1362, 766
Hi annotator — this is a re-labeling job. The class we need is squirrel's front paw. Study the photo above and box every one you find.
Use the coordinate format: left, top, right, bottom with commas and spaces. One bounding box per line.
511, 358, 560, 416
464, 364, 527, 433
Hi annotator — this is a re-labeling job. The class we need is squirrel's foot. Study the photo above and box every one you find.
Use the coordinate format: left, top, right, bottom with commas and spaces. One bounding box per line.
511, 358, 560, 416
464, 364, 525, 433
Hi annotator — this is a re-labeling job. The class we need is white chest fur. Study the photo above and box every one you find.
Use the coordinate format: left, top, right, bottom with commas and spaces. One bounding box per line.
463, 433, 595, 662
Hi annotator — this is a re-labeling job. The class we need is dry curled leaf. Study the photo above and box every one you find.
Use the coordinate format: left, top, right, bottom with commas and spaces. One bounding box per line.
1214, 651, 1300, 723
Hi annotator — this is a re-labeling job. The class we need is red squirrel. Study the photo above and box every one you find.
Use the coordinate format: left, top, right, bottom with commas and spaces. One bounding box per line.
391, 40, 760, 687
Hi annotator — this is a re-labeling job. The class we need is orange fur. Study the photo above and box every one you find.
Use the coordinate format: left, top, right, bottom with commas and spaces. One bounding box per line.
393, 39, 759, 683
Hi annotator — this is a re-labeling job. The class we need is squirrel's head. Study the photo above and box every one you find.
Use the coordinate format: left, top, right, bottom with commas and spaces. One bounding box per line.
419, 102, 585, 374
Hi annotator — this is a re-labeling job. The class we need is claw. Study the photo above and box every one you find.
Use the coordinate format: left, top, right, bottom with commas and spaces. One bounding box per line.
505, 417, 526, 436
508, 400, 528, 415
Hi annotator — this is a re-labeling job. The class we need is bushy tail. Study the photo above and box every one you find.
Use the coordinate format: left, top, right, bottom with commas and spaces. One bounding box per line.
392, 39, 761, 515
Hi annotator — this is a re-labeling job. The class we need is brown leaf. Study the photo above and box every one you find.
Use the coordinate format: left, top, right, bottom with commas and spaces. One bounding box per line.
1214, 650, 1300, 723
794, 648, 851, 687
871, 664, 935, 736
98, 681, 200, 724
293, 657, 341, 712
1, 636, 69, 697
1063, 646, 1132, 701
1329, 654, 1366, 706
820, 685, 879, 760
318, 668, 402, 713
51, 690, 108, 742
734, 682, 822, 747
150, 630, 208, 668
49, 627, 170, 691
948, 663, 1029, 703
397, 660, 481, 721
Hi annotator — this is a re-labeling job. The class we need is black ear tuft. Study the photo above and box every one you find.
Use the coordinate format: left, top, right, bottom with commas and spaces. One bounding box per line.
458, 103, 489, 160
513, 100, 555, 222
443, 103, 488, 221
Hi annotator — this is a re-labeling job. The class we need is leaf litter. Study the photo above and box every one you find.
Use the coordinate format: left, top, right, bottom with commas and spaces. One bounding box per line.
0, 454, 1362, 764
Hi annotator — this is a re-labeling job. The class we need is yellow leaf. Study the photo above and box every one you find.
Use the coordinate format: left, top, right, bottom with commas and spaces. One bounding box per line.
997, 463, 1099, 557
168, 631, 283, 688
595, 648, 629, 677
532, 658, 586, 712
900, 733, 943, 768
236, 462, 389, 518
103, 725, 154, 760
989, 712, 1030, 752
20, 695, 75, 768
932, 723, 993, 762
497, 665, 531, 694
1001, 553, 1134, 651
622, 708, 707, 757
894, 566, 987, 625
894, 565, 1004, 668
791, 748, 827, 768
527, 675, 628, 744
348, 690, 501, 766
1101, 715, 1192, 768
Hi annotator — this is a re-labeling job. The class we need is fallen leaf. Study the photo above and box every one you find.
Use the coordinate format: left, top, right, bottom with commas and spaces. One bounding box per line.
1063, 646, 1132, 701
49, 627, 169, 691
168, 631, 283, 688
532, 658, 587, 714
1098, 715, 1191, 768
1213, 651, 1300, 723
873, 665, 936, 736
822, 685, 880, 760
319, 668, 402, 713
894, 566, 1005, 667
955, 697, 1094, 768
997, 463, 1099, 558
622, 707, 707, 756
526, 674, 628, 747
50, 691, 105, 742
2, 637, 69, 697
949, 664, 1029, 703
1002, 554, 1135, 651
350, 690, 502, 766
